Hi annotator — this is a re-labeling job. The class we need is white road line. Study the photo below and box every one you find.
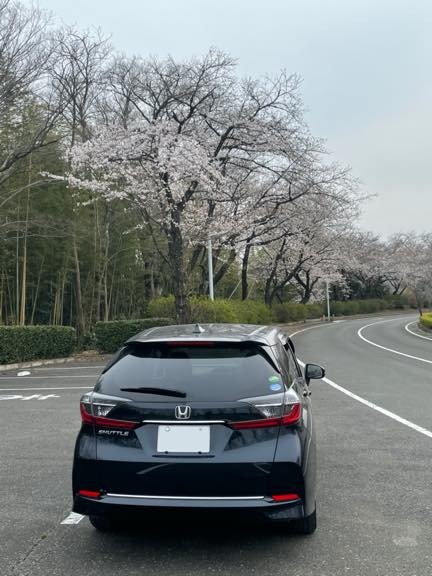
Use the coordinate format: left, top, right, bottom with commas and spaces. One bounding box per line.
291, 318, 432, 440
358, 318, 432, 365
0, 386, 92, 391
35, 365, 104, 371
297, 360, 432, 439
405, 321, 432, 341
61, 512, 85, 525
0, 375, 96, 380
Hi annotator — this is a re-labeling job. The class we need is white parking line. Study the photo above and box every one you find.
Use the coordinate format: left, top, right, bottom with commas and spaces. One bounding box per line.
358, 318, 432, 364
405, 321, 432, 341
61, 512, 85, 525
0, 386, 92, 391
0, 375, 97, 379
36, 365, 104, 371
0, 394, 60, 401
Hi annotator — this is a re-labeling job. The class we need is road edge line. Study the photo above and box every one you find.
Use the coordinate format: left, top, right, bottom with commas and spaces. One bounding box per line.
297, 360, 432, 439
405, 321, 432, 342
358, 318, 432, 365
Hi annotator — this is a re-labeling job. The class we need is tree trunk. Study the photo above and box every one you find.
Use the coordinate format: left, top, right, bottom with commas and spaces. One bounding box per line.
30, 257, 44, 324
168, 217, 190, 324
241, 243, 252, 301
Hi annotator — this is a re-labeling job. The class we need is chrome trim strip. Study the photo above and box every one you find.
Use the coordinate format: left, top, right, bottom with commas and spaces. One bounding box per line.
142, 420, 226, 424
106, 493, 265, 501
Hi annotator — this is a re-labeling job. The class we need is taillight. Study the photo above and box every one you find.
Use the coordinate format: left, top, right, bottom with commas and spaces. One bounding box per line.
229, 389, 302, 430
230, 417, 282, 430
80, 392, 140, 430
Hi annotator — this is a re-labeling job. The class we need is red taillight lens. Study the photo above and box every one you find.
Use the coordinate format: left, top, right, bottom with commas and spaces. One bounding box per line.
230, 417, 281, 430
80, 396, 140, 429
79, 489, 101, 498
229, 403, 301, 430
272, 493, 301, 502
281, 402, 302, 425
80, 402, 93, 424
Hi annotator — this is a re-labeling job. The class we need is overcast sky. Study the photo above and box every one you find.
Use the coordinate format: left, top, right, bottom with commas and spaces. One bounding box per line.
27, 0, 432, 237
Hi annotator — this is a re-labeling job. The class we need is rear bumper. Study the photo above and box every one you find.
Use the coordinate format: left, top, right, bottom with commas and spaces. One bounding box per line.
73, 493, 304, 520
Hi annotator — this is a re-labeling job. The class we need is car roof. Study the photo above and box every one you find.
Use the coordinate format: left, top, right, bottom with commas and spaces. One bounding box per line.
127, 323, 289, 347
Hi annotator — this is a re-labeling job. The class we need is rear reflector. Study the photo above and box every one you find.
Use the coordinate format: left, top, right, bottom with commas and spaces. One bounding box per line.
272, 493, 301, 502
229, 402, 301, 430
79, 490, 101, 498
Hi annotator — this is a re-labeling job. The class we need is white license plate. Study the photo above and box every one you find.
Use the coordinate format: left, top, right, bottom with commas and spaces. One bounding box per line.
157, 425, 210, 453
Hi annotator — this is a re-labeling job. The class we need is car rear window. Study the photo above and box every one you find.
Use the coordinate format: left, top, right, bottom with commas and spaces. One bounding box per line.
98, 342, 285, 401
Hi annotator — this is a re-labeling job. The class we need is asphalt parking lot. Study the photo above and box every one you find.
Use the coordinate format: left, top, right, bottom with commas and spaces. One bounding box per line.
1, 314, 431, 576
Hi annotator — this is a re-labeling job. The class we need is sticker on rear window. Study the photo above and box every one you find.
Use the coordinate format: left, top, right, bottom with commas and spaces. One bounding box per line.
268, 375, 281, 383
269, 382, 282, 391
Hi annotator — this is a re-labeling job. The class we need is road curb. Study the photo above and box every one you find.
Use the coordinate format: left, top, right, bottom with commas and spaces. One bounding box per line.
0, 352, 107, 372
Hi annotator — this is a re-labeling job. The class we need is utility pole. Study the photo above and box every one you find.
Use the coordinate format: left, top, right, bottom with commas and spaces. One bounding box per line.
326, 279, 331, 322
208, 238, 214, 301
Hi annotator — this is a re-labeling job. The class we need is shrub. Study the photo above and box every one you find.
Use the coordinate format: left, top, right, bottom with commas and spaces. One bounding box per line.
305, 303, 323, 319
190, 298, 238, 323
147, 296, 176, 319
231, 300, 274, 324
384, 294, 410, 309
272, 303, 307, 323
94, 318, 174, 353
148, 296, 274, 325
0, 325, 76, 365
420, 313, 432, 330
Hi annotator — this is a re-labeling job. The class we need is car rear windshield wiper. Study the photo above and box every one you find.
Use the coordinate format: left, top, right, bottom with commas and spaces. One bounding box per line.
120, 387, 187, 398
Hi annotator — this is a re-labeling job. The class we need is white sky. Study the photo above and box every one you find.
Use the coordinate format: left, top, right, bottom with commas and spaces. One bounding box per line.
27, 0, 432, 236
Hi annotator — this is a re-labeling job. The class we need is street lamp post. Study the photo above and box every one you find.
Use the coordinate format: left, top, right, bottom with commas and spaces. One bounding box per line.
208, 238, 214, 301
326, 279, 331, 322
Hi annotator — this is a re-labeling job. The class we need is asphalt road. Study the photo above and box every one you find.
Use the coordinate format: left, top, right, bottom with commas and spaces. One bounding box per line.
1, 314, 431, 576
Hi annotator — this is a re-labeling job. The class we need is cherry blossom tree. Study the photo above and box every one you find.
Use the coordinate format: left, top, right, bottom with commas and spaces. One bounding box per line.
66, 49, 345, 322
248, 187, 358, 305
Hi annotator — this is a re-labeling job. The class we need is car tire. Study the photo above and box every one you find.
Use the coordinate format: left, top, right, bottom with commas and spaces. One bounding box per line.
291, 508, 317, 535
89, 514, 115, 532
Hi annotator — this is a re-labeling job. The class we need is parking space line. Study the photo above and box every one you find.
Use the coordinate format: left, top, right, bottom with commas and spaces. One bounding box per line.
0, 386, 92, 391
0, 375, 97, 379
61, 512, 85, 525
35, 365, 105, 371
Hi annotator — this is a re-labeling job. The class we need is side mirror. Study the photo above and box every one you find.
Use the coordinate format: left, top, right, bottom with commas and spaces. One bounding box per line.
304, 363, 325, 385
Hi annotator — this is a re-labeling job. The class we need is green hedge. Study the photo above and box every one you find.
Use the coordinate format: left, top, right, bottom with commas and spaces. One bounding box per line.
272, 296, 410, 323
148, 296, 273, 324
94, 318, 174, 353
0, 325, 76, 364
420, 313, 432, 330
147, 294, 412, 328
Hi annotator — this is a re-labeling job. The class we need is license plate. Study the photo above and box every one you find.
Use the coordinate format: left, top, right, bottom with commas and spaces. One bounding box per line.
157, 425, 210, 453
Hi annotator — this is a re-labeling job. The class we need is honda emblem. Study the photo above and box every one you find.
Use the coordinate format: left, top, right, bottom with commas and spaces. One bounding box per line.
175, 405, 191, 420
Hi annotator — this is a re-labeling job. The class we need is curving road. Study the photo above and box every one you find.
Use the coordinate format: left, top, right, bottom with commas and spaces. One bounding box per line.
1, 315, 431, 576
291, 313, 432, 575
